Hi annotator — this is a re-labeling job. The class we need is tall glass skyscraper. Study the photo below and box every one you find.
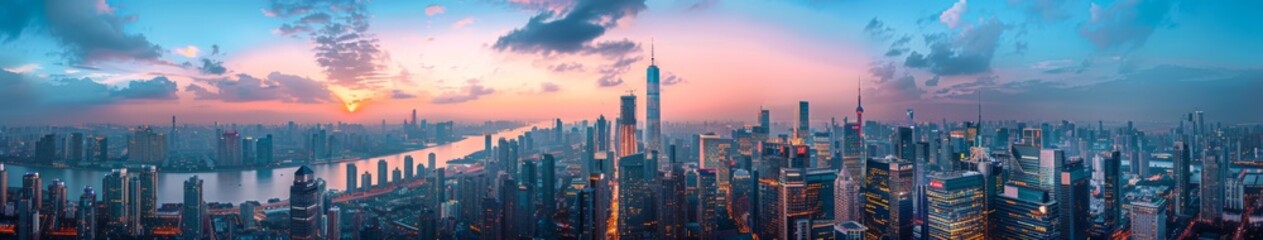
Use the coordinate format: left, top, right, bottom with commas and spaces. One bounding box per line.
289, 166, 322, 240
646, 44, 662, 154
925, 171, 984, 240
617, 94, 638, 157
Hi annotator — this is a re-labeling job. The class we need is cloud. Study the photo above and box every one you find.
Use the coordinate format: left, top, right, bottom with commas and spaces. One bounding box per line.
451, 17, 476, 29
432, 79, 495, 104
863, 18, 896, 39
425, 4, 446, 16
493, 0, 647, 55
663, 72, 686, 86
1078, 0, 1175, 51
540, 82, 560, 92
1032, 59, 1090, 74
1009, 0, 1072, 23
686, 0, 719, 12
199, 58, 228, 75
925, 75, 941, 87
42, 0, 164, 64
211, 44, 221, 55
903, 19, 1006, 76
274, 23, 313, 35
299, 13, 331, 24
3, 64, 40, 73
0, 0, 40, 42
391, 89, 417, 99
110, 76, 178, 100
939, 0, 968, 28
188, 72, 334, 104
597, 76, 623, 87
549, 62, 585, 72
869, 61, 897, 82
265, 0, 387, 91
174, 46, 200, 58
596, 56, 642, 87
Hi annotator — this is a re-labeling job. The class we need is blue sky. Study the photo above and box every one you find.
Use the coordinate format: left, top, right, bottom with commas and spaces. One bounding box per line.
0, 0, 1260, 125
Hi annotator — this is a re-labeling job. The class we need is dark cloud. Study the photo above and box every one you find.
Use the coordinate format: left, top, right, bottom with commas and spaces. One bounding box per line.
211, 44, 221, 55
541, 82, 560, 92
1040, 59, 1091, 74
493, 0, 647, 55
199, 58, 228, 75
1009, 0, 1073, 23
432, 79, 495, 104
188, 72, 334, 104
111, 76, 178, 100
266, 0, 387, 91
596, 56, 642, 87
925, 75, 940, 87
549, 62, 586, 72
869, 61, 897, 82
884, 48, 907, 57
39, 0, 164, 64
1079, 0, 1175, 50
686, 0, 719, 12
0, 0, 39, 42
903, 19, 1006, 76
663, 72, 685, 86
390, 90, 417, 99
863, 18, 896, 39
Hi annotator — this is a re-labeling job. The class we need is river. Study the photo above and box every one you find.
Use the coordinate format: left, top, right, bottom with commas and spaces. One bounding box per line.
3, 122, 545, 204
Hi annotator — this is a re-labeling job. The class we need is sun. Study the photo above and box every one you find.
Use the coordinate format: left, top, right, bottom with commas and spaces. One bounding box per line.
331, 87, 373, 113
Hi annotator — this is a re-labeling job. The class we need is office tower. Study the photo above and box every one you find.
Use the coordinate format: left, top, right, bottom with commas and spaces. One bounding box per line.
1129, 197, 1167, 240
138, 165, 158, 221
35, 134, 56, 163
618, 153, 657, 238
925, 171, 985, 240
182, 176, 204, 240
241, 201, 260, 231
103, 170, 127, 226
843, 122, 864, 179
779, 168, 836, 240
361, 172, 372, 189
756, 143, 789, 240
242, 136, 257, 166
257, 134, 274, 165
540, 154, 558, 238
797, 100, 810, 141
617, 94, 638, 157
429, 153, 437, 174
833, 168, 861, 224
1173, 141, 1190, 217
346, 163, 358, 191
993, 184, 1060, 239
1097, 151, 1121, 238
290, 166, 322, 240
93, 136, 109, 162
48, 180, 67, 229
595, 115, 610, 153
17, 199, 38, 240
21, 172, 41, 211
731, 169, 754, 228
404, 155, 415, 179
862, 157, 914, 240
0, 164, 6, 210
697, 168, 721, 239
1059, 157, 1090, 240
1200, 145, 1224, 223
217, 131, 242, 167
646, 43, 662, 154
79, 187, 97, 240
392, 168, 403, 183
378, 159, 388, 185
71, 132, 86, 163
128, 126, 167, 164
757, 108, 771, 135
658, 161, 687, 240
574, 185, 595, 240
327, 206, 341, 239
698, 133, 732, 187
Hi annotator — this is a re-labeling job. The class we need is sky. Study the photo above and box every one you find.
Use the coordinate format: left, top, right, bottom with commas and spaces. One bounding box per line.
0, 0, 1260, 126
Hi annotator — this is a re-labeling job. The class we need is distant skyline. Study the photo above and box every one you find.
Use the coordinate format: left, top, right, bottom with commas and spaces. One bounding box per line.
1, 0, 1261, 125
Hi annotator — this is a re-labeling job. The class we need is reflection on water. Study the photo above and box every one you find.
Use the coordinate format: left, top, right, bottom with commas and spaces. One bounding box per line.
3, 123, 542, 204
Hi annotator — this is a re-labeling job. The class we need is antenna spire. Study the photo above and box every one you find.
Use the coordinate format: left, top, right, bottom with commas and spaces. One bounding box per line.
857, 76, 863, 106
651, 38, 656, 65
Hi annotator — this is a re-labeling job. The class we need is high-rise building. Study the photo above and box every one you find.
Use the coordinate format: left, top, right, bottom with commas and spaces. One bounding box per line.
843, 123, 864, 179
833, 168, 861, 224
216, 131, 242, 167
1096, 151, 1122, 238
346, 163, 358, 192
182, 176, 204, 240
138, 165, 158, 221
428, 153, 437, 175
797, 100, 810, 142
290, 166, 322, 240
617, 94, 638, 157
242, 136, 257, 166
698, 134, 732, 187
646, 46, 662, 154
1129, 197, 1167, 240
925, 171, 985, 240
327, 206, 341, 240
779, 167, 836, 240
993, 184, 1060, 239
540, 154, 558, 238
392, 168, 403, 183
17, 199, 38, 240
1172, 141, 1190, 217
79, 187, 97, 240
128, 126, 167, 164
361, 172, 372, 189
833, 221, 867, 240
862, 157, 914, 240
103, 170, 127, 226
697, 168, 722, 239
404, 155, 415, 179
257, 134, 274, 165
1059, 157, 1091, 240
93, 136, 109, 162
617, 153, 657, 239
0, 164, 6, 206
1200, 145, 1224, 223
21, 172, 42, 212
48, 179, 67, 230
757, 108, 771, 135
377, 159, 388, 185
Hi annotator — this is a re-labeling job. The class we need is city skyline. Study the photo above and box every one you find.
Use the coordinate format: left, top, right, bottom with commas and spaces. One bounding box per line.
1, 0, 1261, 125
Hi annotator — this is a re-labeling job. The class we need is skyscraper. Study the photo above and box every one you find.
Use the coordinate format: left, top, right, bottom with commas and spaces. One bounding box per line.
1173, 141, 1190, 217
1097, 151, 1121, 238
1059, 157, 1091, 240
697, 168, 722, 239
256, 134, 274, 165
925, 171, 985, 240
540, 154, 558, 238
127, 126, 167, 164
79, 187, 97, 240
290, 166, 322, 240
21, 172, 41, 212
217, 131, 242, 167
405, 155, 415, 179
182, 175, 204, 240
757, 108, 771, 135
346, 163, 358, 192
779, 167, 836, 240
103, 170, 127, 227
378, 159, 388, 185
797, 100, 810, 142
862, 156, 914, 240
138, 165, 158, 221
617, 153, 657, 239
1200, 144, 1224, 223
833, 168, 861, 224
993, 184, 1060, 239
646, 42, 662, 154
617, 94, 638, 157
0, 164, 7, 210
1131, 196, 1168, 240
